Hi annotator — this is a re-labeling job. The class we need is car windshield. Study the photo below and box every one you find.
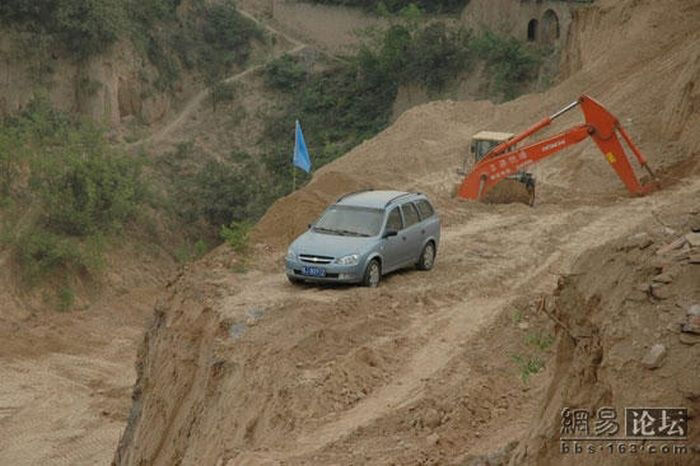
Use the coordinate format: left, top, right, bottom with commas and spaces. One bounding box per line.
313, 206, 384, 237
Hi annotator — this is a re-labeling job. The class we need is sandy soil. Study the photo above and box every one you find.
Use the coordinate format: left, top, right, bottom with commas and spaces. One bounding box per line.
113, 1, 700, 464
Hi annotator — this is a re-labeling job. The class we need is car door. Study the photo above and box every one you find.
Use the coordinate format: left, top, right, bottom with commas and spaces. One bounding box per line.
381, 206, 404, 272
398, 202, 423, 265
415, 198, 440, 247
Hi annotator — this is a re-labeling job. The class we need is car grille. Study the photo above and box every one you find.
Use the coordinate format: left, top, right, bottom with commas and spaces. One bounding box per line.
299, 254, 334, 264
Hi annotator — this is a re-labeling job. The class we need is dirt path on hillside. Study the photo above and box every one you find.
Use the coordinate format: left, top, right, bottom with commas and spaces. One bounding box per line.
128, 6, 311, 150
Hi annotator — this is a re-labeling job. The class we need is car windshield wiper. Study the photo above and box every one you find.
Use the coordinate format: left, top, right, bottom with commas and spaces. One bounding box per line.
313, 226, 347, 235
337, 229, 370, 237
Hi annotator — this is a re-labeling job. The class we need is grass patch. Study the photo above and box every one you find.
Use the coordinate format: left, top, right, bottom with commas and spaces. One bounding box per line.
57, 286, 75, 312
511, 354, 545, 383
174, 238, 208, 264
220, 221, 252, 254
511, 309, 524, 325
526, 331, 554, 351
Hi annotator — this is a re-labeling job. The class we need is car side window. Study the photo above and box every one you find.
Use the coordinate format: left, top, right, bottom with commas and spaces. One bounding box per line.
386, 207, 403, 231
401, 203, 420, 228
415, 199, 435, 219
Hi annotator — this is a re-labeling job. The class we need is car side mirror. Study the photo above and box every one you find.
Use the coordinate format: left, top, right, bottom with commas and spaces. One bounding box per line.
382, 229, 398, 239
308, 223, 313, 229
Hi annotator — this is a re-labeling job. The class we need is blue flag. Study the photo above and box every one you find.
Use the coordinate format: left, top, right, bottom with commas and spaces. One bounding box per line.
293, 120, 311, 173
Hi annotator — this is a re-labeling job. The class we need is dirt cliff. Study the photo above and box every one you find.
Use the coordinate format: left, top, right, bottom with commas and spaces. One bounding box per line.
112, 0, 700, 464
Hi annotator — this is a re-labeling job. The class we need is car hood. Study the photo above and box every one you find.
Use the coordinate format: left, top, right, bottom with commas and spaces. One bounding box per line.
291, 230, 374, 258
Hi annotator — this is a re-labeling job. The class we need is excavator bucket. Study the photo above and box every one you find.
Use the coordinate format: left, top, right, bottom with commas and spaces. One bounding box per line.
481, 178, 533, 205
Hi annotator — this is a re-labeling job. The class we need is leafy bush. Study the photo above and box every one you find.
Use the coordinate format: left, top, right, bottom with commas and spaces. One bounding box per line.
512, 353, 544, 383
471, 31, 540, 100
220, 220, 252, 253
174, 238, 208, 263
1, 98, 144, 281
169, 148, 270, 228
199, 1, 264, 82
16, 229, 103, 283
0, 0, 127, 59
302, 1, 469, 14
15, 102, 145, 236
263, 55, 308, 90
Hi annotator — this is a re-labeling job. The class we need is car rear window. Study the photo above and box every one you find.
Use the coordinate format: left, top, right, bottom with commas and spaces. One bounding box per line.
401, 203, 420, 228
415, 199, 435, 219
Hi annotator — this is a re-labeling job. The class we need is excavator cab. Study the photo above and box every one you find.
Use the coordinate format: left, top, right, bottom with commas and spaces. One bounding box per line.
471, 131, 514, 162
460, 131, 536, 205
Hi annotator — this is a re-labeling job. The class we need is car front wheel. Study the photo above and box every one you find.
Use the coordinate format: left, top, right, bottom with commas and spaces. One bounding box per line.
288, 275, 304, 285
417, 242, 435, 271
363, 259, 381, 288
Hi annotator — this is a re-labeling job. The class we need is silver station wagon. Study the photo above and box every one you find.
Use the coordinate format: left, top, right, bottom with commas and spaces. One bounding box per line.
285, 190, 441, 287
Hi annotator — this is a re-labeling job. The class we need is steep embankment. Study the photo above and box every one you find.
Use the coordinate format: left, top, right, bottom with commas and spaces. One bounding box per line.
114, 0, 700, 464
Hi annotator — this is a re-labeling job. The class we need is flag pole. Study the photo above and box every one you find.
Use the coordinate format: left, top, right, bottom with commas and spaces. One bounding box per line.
293, 120, 297, 191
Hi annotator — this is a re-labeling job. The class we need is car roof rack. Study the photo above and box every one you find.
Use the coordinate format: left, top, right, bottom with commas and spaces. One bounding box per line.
336, 188, 374, 202
384, 192, 420, 207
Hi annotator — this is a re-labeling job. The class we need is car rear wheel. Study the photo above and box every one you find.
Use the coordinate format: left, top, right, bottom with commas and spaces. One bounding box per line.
417, 242, 435, 271
363, 259, 381, 288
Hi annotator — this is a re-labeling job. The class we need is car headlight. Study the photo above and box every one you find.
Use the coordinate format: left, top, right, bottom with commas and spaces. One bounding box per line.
286, 248, 296, 261
335, 254, 360, 266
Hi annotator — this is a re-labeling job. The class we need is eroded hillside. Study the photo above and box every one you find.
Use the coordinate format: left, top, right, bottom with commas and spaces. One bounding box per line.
113, 0, 700, 465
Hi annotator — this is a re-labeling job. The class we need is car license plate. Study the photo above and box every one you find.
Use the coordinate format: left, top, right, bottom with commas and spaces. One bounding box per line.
302, 266, 326, 277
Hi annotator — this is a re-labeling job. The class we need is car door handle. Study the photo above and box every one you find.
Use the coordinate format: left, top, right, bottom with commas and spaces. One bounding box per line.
401, 236, 407, 241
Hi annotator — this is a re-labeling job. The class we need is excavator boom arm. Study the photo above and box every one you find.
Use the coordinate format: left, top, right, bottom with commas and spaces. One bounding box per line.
458, 95, 657, 200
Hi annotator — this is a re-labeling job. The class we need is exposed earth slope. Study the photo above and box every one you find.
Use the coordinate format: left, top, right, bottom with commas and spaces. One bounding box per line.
113, 0, 700, 465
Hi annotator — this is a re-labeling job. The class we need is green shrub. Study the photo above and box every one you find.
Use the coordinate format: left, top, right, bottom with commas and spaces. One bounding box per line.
512, 354, 544, 383
471, 31, 540, 100
16, 229, 103, 283
200, 1, 264, 82
173, 238, 208, 263
168, 148, 270, 229
220, 220, 252, 253
302, 1, 469, 14
2, 98, 144, 282
57, 286, 75, 311
526, 331, 554, 351
263, 55, 308, 90
25, 117, 145, 236
0, 0, 127, 59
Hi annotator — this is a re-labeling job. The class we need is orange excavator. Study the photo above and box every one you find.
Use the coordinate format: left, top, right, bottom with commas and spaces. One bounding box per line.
457, 95, 658, 202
